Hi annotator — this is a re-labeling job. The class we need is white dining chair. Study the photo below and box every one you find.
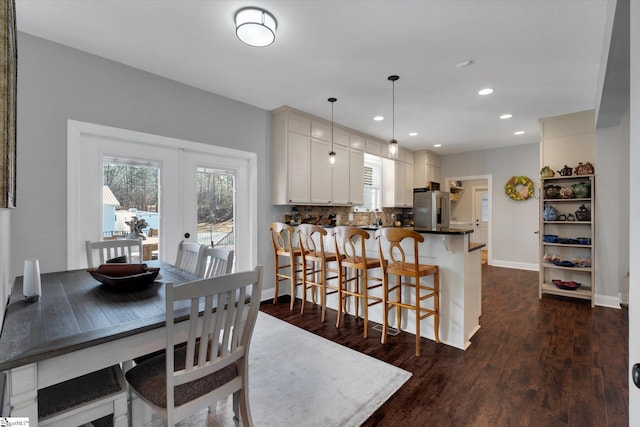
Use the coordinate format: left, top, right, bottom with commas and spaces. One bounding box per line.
38, 364, 128, 427
85, 239, 143, 268
174, 240, 205, 275
125, 266, 263, 426
199, 247, 234, 278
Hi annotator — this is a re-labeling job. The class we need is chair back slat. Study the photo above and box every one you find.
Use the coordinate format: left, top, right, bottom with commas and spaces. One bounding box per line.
85, 239, 143, 267
174, 241, 205, 275
200, 247, 234, 277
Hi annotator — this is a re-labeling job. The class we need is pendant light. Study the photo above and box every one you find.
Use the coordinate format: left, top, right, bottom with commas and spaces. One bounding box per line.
328, 97, 337, 166
388, 75, 399, 159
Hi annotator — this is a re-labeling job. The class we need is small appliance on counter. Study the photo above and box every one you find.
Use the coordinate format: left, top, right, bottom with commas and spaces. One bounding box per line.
413, 188, 451, 228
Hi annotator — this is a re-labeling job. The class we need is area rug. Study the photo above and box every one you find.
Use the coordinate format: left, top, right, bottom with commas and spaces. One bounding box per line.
146, 311, 411, 426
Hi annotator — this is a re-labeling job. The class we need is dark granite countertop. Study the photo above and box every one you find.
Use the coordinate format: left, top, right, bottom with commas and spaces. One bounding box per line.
353, 225, 473, 235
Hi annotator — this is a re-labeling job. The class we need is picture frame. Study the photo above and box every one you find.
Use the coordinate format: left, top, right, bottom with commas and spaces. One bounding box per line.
0, 0, 17, 208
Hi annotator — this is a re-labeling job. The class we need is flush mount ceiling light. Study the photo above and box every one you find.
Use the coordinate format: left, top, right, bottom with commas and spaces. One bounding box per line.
234, 7, 277, 47
478, 88, 494, 96
328, 97, 337, 166
388, 75, 400, 159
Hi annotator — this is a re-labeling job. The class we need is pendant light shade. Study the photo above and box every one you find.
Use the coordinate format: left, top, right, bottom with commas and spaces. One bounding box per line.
235, 7, 277, 47
328, 97, 337, 166
388, 75, 399, 159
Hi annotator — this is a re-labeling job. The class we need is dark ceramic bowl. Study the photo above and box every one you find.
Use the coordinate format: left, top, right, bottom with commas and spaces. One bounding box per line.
543, 234, 558, 243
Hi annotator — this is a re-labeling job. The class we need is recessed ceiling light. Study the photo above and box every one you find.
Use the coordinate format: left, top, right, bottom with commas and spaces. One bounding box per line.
478, 88, 494, 96
433, 144, 442, 148
409, 132, 418, 136
500, 114, 513, 119
373, 116, 384, 121
514, 130, 525, 135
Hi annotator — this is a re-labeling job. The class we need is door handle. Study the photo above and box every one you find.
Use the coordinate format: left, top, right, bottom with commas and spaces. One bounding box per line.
184, 232, 190, 238
633, 363, 640, 388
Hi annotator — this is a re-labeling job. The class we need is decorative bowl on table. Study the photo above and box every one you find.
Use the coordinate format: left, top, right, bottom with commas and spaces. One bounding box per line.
87, 263, 160, 290
552, 279, 581, 290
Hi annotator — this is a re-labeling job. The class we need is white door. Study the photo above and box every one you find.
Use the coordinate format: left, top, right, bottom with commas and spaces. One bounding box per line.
67, 120, 257, 271
472, 186, 488, 245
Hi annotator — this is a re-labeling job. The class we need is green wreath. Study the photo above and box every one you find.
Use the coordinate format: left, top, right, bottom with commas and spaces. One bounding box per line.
505, 175, 534, 201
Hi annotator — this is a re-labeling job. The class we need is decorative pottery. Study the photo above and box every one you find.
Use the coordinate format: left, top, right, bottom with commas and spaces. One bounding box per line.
557, 165, 573, 176
575, 204, 591, 221
559, 187, 573, 199
540, 166, 555, 178
571, 182, 591, 198
544, 185, 561, 199
574, 162, 595, 175
543, 205, 559, 221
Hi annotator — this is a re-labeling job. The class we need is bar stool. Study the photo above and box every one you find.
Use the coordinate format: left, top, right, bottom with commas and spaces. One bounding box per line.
375, 227, 440, 356
333, 226, 383, 338
270, 222, 304, 310
297, 224, 339, 322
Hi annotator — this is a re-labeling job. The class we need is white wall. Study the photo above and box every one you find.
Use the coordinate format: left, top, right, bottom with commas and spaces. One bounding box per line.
440, 143, 539, 270
11, 33, 288, 296
0, 209, 10, 321
594, 118, 629, 306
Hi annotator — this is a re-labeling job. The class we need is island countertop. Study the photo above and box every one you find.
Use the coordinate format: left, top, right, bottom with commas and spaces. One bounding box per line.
355, 225, 474, 235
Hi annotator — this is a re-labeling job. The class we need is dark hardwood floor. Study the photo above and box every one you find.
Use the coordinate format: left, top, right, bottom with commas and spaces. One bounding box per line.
260, 264, 629, 427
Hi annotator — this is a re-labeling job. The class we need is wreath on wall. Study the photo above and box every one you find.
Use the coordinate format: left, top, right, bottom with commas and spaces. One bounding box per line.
504, 176, 534, 201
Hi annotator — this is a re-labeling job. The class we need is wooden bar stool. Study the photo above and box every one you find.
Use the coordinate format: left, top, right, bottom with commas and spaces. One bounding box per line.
333, 226, 383, 338
375, 227, 440, 356
297, 224, 339, 322
270, 222, 304, 310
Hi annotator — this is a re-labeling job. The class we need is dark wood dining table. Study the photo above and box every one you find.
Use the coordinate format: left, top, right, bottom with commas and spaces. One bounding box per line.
0, 260, 200, 425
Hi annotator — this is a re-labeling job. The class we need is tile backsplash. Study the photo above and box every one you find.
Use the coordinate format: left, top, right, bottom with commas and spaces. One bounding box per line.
283, 206, 413, 227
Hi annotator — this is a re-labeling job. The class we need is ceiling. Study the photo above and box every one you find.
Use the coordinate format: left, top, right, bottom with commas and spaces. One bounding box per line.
15, 0, 609, 155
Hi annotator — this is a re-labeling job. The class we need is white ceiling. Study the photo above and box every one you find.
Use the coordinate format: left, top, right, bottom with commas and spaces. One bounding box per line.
15, 0, 609, 155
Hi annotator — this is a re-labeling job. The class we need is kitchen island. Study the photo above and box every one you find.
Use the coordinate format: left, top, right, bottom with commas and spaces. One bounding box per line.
323, 226, 483, 350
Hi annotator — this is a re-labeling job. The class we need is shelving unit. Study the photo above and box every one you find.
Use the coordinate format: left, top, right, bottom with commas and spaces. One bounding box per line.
539, 174, 595, 307
450, 186, 464, 202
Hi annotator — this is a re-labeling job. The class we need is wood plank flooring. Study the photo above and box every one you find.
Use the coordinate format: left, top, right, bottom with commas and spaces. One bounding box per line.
260, 264, 629, 427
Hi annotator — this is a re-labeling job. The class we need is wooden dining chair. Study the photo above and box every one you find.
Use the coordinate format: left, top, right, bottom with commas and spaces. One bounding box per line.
85, 239, 143, 268
125, 266, 263, 426
174, 240, 205, 275
198, 246, 234, 278
269, 222, 305, 310
375, 227, 440, 356
297, 224, 339, 322
333, 226, 383, 338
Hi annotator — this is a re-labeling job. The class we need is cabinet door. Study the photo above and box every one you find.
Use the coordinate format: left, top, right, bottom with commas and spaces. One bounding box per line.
404, 163, 414, 207
394, 161, 406, 206
349, 149, 364, 205
287, 132, 310, 203
332, 144, 350, 205
310, 139, 332, 204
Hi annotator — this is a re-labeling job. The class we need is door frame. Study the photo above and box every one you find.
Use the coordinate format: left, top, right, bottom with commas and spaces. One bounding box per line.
471, 185, 489, 245
444, 174, 492, 264
67, 120, 258, 271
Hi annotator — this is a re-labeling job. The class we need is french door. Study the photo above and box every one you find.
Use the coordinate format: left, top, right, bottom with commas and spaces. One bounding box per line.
67, 120, 257, 271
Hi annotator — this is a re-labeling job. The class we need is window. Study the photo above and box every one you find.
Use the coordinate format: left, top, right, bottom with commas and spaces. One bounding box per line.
355, 154, 382, 212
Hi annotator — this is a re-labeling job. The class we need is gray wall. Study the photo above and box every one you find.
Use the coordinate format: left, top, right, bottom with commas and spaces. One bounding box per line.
441, 143, 540, 270
12, 32, 286, 295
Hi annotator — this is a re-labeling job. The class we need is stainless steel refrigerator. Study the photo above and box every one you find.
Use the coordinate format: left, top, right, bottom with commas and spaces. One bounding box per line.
413, 188, 451, 228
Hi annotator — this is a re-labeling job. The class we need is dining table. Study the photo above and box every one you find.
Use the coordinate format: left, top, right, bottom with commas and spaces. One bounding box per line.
0, 260, 201, 425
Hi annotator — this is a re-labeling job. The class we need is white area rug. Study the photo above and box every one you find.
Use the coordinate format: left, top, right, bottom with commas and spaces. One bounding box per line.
147, 311, 411, 426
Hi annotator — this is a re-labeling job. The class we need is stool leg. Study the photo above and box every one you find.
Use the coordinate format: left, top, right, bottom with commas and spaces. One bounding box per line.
433, 270, 440, 343
415, 279, 421, 357
273, 255, 280, 304
336, 267, 344, 328
395, 274, 402, 330
290, 255, 297, 311
362, 270, 368, 338
300, 259, 308, 314
381, 273, 389, 344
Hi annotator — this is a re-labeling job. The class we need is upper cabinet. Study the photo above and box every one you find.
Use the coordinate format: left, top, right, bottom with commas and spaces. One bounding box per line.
413, 150, 441, 188
382, 148, 414, 208
272, 107, 364, 206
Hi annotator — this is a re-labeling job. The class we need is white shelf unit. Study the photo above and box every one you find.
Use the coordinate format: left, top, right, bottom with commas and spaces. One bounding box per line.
539, 174, 595, 307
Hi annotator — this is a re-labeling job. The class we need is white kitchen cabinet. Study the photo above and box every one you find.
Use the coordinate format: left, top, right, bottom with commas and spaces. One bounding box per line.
272, 106, 367, 206
349, 149, 364, 205
365, 139, 383, 157
310, 138, 332, 204
331, 144, 350, 205
413, 149, 440, 188
382, 157, 413, 207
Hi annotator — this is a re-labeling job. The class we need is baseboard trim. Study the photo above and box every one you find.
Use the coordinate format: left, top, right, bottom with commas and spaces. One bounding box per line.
490, 260, 539, 271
